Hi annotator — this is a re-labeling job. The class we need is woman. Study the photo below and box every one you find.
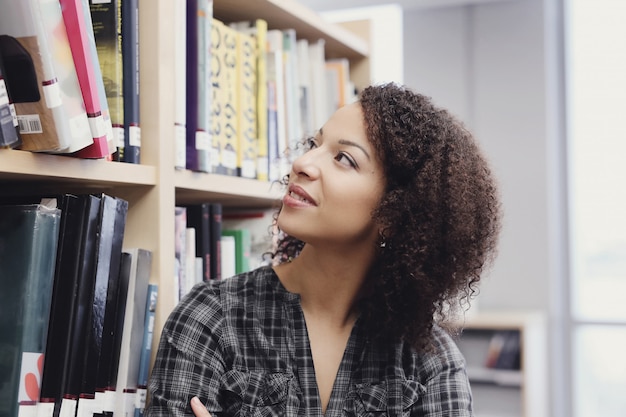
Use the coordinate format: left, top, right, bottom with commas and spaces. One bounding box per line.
146, 83, 501, 416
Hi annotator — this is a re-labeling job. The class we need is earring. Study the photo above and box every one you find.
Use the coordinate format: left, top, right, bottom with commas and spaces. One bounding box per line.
378, 232, 387, 248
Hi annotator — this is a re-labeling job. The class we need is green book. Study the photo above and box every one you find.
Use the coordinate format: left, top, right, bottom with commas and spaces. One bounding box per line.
0, 203, 61, 417
222, 228, 251, 274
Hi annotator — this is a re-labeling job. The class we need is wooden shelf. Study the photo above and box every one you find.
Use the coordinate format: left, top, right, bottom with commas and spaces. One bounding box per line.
214, 0, 369, 60
174, 170, 283, 207
0, 149, 156, 191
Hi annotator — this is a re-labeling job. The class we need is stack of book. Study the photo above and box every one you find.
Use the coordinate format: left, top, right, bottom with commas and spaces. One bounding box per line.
0, 0, 141, 163
0, 194, 157, 417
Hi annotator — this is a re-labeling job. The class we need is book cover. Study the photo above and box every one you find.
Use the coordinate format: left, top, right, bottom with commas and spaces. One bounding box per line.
55, 194, 101, 415
185, 0, 211, 172
235, 29, 257, 179
222, 228, 251, 274
308, 38, 328, 133
89, 0, 124, 160
209, 18, 225, 174
0, 54, 21, 148
296, 38, 314, 141
0, 203, 61, 417
174, 0, 187, 169
220, 234, 236, 279
37, 194, 91, 414
218, 22, 239, 176
29, 0, 93, 154
174, 206, 187, 301
115, 248, 152, 417
230, 19, 268, 181
95, 197, 129, 411
282, 28, 302, 157
78, 194, 121, 406
185, 203, 211, 282
0, 0, 92, 153
133, 283, 158, 417
209, 203, 222, 280
121, 0, 140, 163
61, 0, 113, 159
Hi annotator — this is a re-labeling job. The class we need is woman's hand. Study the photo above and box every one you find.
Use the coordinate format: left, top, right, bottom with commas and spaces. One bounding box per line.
191, 396, 212, 417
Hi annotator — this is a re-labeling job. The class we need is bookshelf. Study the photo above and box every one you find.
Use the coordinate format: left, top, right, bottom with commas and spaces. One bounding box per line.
0, 0, 370, 394
454, 311, 548, 417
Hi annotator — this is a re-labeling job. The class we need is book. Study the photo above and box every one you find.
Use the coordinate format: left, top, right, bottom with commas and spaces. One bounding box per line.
89, 0, 124, 160
235, 28, 257, 179
174, 206, 187, 301
219, 23, 239, 177
231, 19, 269, 181
0, 1, 92, 153
296, 39, 314, 142
57, 194, 102, 415
121, 0, 140, 163
0, 203, 61, 417
0, 54, 21, 148
220, 234, 236, 279
185, 0, 212, 172
282, 28, 302, 157
61, 0, 114, 159
185, 203, 211, 282
95, 197, 129, 412
222, 228, 251, 274
308, 38, 328, 133
79, 194, 126, 410
209, 203, 223, 280
133, 283, 158, 417
35, 194, 93, 415
266, 29, 287, 181
115, 248, 153, 417
173, 0, 187, 169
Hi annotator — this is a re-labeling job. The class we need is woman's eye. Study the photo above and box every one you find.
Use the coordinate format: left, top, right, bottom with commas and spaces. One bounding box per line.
335, 152, 357, 168
305, 137, 317, 150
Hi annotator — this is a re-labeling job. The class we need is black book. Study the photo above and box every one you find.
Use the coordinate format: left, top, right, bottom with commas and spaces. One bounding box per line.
96, 197, 129, 412
62, 194, 102, 405
186, 203, 211, 281
79, 194, 121, 401
209, 203, 223, 280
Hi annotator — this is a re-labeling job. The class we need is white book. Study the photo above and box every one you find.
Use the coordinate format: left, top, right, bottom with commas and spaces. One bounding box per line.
115, 248, 153, 417
221, 234, 236, 279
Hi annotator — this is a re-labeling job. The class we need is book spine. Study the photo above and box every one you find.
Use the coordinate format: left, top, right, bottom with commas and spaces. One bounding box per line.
121, 0, 140, 163
0, 67, 21, 148
32, 0, 93, 153
60, 0, 110, 159
235, 29, 257, 179
134, 283, 158, 417
174, 0, 187, 169
185, 203, 211, 281
254, 19, 269, 181
219, 22, 239, 176
90, 0, 124, 160
209, 203, 222, 280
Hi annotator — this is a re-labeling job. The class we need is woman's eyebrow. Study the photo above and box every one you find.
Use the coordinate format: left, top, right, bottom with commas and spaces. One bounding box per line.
318, 127, 371, 160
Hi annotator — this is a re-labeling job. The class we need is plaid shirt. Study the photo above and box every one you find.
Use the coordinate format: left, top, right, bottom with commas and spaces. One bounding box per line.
146, 266, 473, 417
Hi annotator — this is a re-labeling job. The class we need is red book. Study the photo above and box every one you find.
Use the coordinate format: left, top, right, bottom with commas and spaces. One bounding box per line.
60, 0, 113, 159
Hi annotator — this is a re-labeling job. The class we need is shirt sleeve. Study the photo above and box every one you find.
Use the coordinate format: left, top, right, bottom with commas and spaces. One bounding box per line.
145, 282, 226, 417
412, 327, 474, 417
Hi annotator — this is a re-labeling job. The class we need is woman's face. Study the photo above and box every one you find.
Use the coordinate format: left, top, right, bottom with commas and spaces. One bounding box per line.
277, 102, 386, 248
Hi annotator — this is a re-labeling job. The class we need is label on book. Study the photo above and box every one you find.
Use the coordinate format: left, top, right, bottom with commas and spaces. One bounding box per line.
0, 78, 9, 106
135, 388, 147, 411
241, 160, 256, 179
9, 103, 18, 127
91, 0, 112, 3
76, 396, 96, 417
222, 147, 237, 170
114, 126, 125, 148
102, 389, 116, 414
17, 115, 43, 134
196, 130, 211, 151
59, 398, 77, 417
88, 114, 108, 138
129, 125, 141, 147
42, 80, 63, 109
18, 402, 37, 417
36, 400, 55, 417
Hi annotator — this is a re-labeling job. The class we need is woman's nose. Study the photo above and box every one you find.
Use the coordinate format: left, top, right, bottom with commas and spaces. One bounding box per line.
291, 147, 322, 179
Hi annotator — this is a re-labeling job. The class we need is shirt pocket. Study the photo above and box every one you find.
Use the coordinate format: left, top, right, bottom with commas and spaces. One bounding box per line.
219, 369, 291, 416
349, 378, 425, 417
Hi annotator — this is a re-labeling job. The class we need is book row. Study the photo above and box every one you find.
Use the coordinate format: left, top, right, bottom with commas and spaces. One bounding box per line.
179, 1, 356, 182
0, 194, 156, 417
0, 0, 140, 163
174, 203, 275, 304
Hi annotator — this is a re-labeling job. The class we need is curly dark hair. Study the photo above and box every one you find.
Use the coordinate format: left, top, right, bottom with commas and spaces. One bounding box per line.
271, 83, 501, 351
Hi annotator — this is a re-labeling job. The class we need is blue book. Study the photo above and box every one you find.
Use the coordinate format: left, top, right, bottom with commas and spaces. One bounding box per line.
134, 283, 158, 417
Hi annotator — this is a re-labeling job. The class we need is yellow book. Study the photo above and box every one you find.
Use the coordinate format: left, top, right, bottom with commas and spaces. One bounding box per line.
235, 29, 257, 179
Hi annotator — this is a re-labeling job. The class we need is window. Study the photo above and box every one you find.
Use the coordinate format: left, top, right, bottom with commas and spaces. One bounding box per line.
566, 1, 626, 415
